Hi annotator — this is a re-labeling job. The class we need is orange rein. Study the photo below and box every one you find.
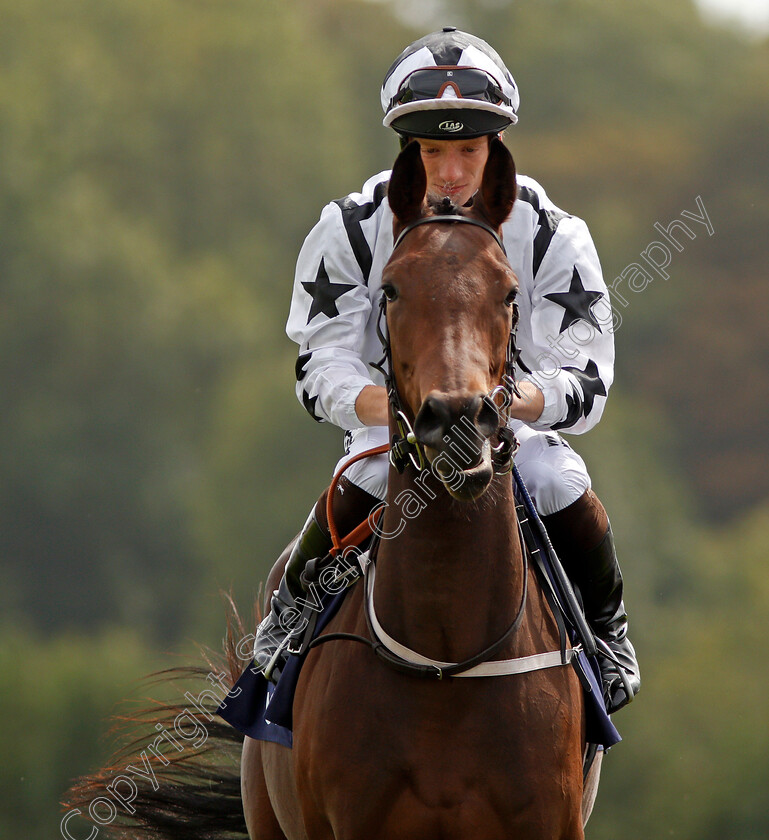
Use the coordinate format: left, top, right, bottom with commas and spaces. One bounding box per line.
325, 443, 390, 555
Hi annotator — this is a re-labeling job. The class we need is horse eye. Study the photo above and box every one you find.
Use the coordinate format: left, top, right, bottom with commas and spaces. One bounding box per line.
382, 284, 398, 302
504, 289, 517, 308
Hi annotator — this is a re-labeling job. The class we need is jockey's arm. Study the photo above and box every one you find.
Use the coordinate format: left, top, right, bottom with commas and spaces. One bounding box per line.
354, 381, 544, 427
507, 381, 544, 423
354, 385, 389, 427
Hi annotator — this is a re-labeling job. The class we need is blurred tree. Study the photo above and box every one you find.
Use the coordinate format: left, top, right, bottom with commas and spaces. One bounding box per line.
0, 0, 408, 637
0, 624, 163, 840
441, 0, 768, 519
1, 0, 767, 835
585, 500, 769, 839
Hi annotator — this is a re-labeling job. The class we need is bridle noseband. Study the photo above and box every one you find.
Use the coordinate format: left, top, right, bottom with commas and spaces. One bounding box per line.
374, 213, 521, 475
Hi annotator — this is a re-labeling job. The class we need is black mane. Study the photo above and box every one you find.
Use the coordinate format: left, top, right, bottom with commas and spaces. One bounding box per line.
430, 196, 460, 216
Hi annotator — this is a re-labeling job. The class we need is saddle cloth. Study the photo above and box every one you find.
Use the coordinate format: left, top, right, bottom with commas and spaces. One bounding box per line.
217, 587, 347, 748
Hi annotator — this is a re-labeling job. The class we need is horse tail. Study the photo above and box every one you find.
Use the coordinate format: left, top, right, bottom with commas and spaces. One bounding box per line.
61, 594, 257, 840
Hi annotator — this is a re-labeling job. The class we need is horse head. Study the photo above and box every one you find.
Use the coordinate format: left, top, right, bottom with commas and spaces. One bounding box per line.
384, 137, 519, 501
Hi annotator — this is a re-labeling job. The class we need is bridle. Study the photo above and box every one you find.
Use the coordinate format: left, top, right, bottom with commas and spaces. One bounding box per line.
392, 213, 506, 254
373, 212, 521, 476
308, 213, 585, 681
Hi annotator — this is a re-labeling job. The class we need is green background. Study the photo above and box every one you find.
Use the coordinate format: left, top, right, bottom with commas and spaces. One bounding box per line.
2, 0, 767, 837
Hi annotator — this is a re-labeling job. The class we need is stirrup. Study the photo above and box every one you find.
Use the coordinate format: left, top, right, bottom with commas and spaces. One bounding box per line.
262, 633, 294, 683
595, 637, 637, 711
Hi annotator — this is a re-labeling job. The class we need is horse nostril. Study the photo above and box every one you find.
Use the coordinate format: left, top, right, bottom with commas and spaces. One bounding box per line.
477, 396, 501, 438
414, 395, 452, 450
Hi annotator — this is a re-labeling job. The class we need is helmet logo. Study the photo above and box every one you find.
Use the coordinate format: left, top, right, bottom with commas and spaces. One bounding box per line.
439, 120, 464, 132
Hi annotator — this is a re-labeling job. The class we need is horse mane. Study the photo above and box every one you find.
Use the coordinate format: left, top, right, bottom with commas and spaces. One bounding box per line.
429, 195, 461, 216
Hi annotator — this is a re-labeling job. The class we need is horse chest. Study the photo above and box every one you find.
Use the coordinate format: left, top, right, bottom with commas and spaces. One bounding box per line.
293, 623, 585, 839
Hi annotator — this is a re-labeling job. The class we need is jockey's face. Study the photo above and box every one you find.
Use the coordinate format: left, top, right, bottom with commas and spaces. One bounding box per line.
416, 136, 491, 207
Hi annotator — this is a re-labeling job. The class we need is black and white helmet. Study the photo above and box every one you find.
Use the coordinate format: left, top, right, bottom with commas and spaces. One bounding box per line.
381, 27, 519, 139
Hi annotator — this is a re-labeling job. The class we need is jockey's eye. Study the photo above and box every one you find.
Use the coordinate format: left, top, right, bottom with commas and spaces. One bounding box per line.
382, 283, 398, 302
504, 288, 517, 308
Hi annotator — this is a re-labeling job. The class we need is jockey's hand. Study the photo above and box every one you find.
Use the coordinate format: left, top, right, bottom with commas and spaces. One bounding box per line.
508, 381, 544, 423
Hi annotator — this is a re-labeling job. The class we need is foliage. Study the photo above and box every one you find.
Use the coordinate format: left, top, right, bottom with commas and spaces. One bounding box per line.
1, 0, 767, 836
0, 625, 163, 839
0, 0, 407, 637
573, 404, 769, 837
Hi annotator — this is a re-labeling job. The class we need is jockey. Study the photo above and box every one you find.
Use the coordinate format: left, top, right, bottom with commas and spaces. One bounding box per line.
254, 28, 640, 714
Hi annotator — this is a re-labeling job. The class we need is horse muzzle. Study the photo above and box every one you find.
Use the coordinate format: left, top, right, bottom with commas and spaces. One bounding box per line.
414, 392, 499, 501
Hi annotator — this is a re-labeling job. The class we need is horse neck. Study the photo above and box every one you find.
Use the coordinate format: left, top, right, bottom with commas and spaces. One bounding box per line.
373, 465, 523, 663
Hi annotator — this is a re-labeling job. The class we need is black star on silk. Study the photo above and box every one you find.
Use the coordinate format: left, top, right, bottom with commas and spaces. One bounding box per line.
552, 391, 582, 432
567, 359, 607, 417
302, 258, 356, 324
301, 389, 322, 423
544, 267, 604, 334
552, 360, 607, 430
295, 351, 312, 382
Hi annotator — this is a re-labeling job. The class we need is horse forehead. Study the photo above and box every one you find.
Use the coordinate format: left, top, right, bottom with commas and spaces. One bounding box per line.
386, 232, 510, 298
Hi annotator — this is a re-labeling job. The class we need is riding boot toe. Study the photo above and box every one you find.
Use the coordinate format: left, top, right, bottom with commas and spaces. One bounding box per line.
253, 512, 333, 683
253, 588, 295, 682
597, 633, 641, 714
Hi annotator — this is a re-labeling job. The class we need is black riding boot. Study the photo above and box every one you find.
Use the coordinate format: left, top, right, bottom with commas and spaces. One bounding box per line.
253, 509, 331, 682
254, 477, 381, 683
575, 525, 640, 713
543, 491, 641, 714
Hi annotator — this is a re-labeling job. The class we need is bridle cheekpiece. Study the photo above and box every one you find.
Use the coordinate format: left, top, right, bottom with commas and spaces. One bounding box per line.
374, 213, 521, 475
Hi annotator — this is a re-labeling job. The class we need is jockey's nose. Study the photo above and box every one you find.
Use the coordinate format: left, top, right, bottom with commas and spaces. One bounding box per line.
414, 392, 499, 454
437, 151, 462, 185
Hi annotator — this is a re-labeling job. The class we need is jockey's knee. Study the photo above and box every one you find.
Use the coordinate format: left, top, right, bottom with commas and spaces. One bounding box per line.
314, 475, 384, 540
336, 455, 388, 502
333, 427, 390, 502
320, 440, 388, 540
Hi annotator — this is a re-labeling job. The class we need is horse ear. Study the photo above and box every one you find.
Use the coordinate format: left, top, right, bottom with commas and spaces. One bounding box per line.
388, 140, 427, 227
477, 136, 517, 229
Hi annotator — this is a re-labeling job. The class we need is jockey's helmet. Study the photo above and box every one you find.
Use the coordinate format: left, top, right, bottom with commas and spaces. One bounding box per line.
381, 27, 519, 140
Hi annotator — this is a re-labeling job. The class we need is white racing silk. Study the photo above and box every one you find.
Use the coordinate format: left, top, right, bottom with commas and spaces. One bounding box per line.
287, 170, 614, 435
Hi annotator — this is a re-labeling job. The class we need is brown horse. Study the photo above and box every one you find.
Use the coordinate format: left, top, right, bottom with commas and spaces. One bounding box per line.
242, 138, 600, 840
